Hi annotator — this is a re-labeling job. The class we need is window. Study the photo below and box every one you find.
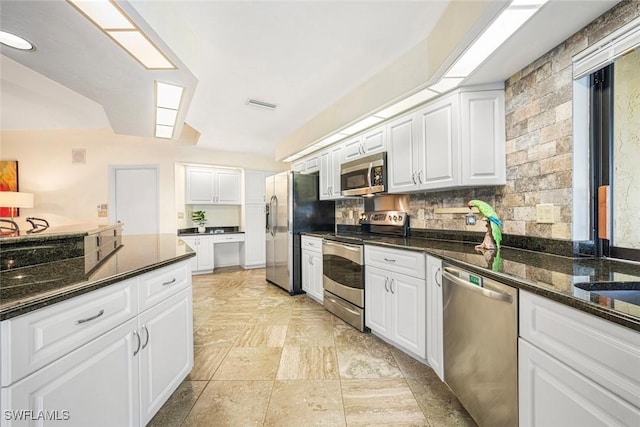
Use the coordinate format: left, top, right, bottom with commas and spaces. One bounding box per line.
590, 48, 640, 261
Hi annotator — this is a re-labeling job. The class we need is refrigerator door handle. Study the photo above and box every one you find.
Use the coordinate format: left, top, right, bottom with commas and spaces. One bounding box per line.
270, 195, 278, 236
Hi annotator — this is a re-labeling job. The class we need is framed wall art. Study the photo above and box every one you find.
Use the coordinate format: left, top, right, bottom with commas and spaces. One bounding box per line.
0, 160, 19, 217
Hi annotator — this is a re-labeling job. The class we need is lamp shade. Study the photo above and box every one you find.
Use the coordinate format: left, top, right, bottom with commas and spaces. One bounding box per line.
0, 191, 34, 208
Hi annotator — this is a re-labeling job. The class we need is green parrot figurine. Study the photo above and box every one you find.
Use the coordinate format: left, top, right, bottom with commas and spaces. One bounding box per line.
467, 199, 503, 249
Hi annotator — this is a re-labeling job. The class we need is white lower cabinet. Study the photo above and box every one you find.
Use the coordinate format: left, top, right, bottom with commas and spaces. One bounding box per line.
180, 235, 214, 273
425, 255, 443, 380
0, 260, 194, 427
138, 288, 193, 425
365, 263, 426, 359
242, 204, 266, 268
518, 290, 640, 426
301, 236, 323, 302
2, 318, 140, 427
519, 339, 640, 427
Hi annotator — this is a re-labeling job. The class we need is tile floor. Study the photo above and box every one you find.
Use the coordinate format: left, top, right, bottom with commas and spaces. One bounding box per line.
149, 267, 477, 427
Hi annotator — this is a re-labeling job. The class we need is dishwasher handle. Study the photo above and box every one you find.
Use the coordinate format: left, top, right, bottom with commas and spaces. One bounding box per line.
443, 267, 513, 304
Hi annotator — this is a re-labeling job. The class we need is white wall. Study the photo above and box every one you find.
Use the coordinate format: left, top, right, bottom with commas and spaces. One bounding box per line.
1, 128, 284, 233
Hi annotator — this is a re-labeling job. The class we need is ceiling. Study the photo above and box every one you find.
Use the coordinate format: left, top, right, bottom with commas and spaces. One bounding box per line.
0, 1, 620, 160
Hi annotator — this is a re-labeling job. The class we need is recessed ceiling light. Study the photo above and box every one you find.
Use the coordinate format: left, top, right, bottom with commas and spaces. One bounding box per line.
0, 30, 34, 51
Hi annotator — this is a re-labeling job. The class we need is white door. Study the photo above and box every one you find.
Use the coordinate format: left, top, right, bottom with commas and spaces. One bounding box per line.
110, 166, 159, 235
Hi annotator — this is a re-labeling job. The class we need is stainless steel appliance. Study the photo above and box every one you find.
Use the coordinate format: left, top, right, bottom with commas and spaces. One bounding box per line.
442, 263, 518, 427
323, 207, 408, 331
340, 152, 387, 196
265, 171, 335, 294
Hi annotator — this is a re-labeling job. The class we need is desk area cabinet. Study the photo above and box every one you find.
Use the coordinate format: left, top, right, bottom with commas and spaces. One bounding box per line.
185, 166, 241, 205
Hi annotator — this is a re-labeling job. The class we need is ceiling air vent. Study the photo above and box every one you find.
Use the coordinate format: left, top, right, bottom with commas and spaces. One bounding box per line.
246, 98, 277, 111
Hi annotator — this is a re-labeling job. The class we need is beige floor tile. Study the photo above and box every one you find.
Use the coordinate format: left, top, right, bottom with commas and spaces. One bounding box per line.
182, 380, 272, 427
390, 347, 436, 379
276, 346, 339, 380
333, 322, 392, 351
234, 324, 288, 347
193, 324, 242, 346
406, 379, 478, 427
264, 380, 346, 427
336, 345, 403, 379
212, 347, 282, 380
285, 321, 335, 347
186, 346, 230, 381
147, 380, 207, 427
342, 379, 427, 426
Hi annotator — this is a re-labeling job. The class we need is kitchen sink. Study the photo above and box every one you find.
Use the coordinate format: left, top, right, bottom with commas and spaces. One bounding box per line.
574, 282, 640, 306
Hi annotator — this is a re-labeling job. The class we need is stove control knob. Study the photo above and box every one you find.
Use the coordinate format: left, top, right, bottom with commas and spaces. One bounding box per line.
393, 215, 398, 221
398, 215, 403, 222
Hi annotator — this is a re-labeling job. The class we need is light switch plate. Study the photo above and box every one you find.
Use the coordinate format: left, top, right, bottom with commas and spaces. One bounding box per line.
536, 204, 555, 223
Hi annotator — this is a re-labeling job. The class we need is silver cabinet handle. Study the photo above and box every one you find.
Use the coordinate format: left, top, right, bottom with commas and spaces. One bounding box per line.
383, 258, 396, 263
390, 279, 395, 294
141, 325, 150, 350
418, 170, 423, 184
310, 256, 314, 266
412, 172, 417, 184
435, 267, 441, 287
384, 277, 389, 292
133, 330, 141, 356
75, 309, 105, 325
162, 278, 176, 286
443, 268, 513, 304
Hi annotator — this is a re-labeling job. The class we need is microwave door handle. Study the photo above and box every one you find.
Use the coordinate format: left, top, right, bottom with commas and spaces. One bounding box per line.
367, 162, 373, 189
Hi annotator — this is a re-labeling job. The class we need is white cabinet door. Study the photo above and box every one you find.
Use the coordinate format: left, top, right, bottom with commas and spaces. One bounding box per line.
391, 271, 426, 359
341, 136, 364, 163
244, 170, 266, 205
215, 170, 241, 205
387, 113, 420, 193
426, 255, 443, 380
185, 167, 214, 204
291, 160, 305, 172
519, 339, 640, 427
311, 252, 323, 303
362, 125, 386, 154
365, 266, 391, 338
242, 204, 266, 268
417, 94, 460, 189
1, 318, 140, 427
180, 236, 213, 273
301, 250, 313, 295
460, 90, 506, 186
138, 288, 193, 426
305, 155, 320, 174
319, 150, 332, 200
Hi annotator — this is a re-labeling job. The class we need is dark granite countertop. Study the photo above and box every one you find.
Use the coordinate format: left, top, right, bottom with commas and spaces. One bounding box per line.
303, 231, 640, 331
0, 234, 195, 320
178, 226, 243, 236
0, 223, 121, 243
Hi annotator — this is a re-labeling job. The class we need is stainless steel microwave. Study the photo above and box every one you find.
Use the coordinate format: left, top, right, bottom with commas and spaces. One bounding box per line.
340, 152, 387, 196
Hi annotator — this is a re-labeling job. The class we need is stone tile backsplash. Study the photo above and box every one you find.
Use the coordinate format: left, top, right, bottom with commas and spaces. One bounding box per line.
336, 1, 639, 242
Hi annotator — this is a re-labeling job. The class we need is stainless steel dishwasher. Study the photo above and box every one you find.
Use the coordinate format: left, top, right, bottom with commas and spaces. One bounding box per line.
442, 263, 518, 427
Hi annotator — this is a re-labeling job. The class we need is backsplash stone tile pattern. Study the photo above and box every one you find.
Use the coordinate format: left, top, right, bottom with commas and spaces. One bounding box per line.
336, 1, 640, 241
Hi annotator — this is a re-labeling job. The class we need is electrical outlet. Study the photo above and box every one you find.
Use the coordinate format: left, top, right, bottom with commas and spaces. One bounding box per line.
97, 204, 108, 217
177, 212, 184, 219
536, 204, 555, 223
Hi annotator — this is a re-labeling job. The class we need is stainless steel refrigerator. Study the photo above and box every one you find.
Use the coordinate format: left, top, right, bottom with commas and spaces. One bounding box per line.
265, 171, 335, 294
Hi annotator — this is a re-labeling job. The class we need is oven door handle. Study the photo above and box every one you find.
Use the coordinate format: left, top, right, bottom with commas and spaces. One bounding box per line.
367, 162, 373, 189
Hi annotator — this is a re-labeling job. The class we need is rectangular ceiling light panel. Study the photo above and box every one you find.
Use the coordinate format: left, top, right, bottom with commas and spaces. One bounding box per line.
375, 88, 439, 119
106, 30, 175, 69
68, 0, 175, 69
155, 125, 174, 139
156, 82, 184, 110
341, 116, 384, 135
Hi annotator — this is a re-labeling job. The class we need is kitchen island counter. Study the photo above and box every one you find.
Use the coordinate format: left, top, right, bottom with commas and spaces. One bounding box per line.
0, 234, 195, 320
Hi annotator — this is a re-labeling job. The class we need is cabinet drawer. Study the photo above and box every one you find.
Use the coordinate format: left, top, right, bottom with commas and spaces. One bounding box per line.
137, 262, 191, 312
0, 278, 137, 387
301, 236, 322, 253
520, 290, 640, 407
365, 246, 425, 279
213, 233, 245, 243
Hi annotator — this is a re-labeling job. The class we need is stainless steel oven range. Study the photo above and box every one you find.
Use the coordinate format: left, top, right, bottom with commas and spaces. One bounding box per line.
322, 209, 408, 331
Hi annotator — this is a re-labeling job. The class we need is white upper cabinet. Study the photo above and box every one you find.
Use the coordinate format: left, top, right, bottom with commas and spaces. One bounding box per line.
387, 114, 420, 193
341, 125, 386, 163
244, 170, 267, 205
460, 90, 506, 186
291, 155, 320, 174
319, 145, 343, 200
185, 166, 241, 205
418, 94, 460, 189
387, 86, 505, 193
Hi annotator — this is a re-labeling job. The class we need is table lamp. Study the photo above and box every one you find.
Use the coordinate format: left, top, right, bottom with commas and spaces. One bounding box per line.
0, 191, 34, 231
